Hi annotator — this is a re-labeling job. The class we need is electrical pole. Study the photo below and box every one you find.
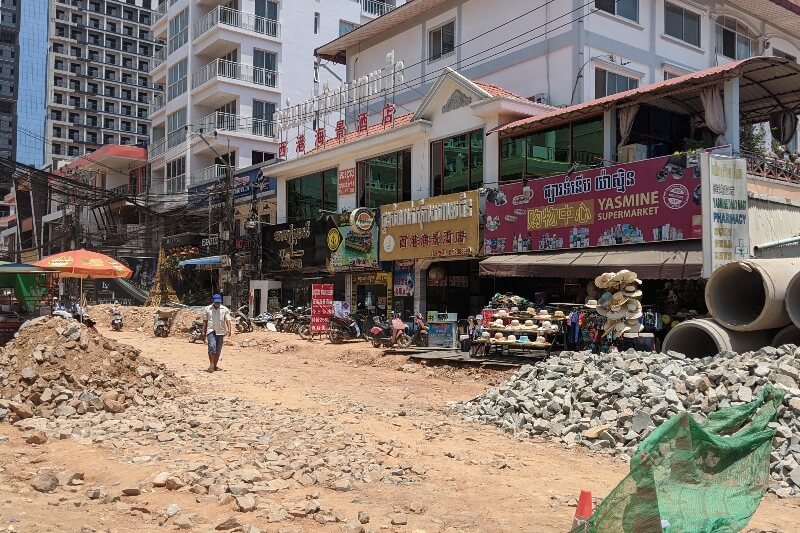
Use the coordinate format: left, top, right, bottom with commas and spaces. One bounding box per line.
224, 138, 236, 311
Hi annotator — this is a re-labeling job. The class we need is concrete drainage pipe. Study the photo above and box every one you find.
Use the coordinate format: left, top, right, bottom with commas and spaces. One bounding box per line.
662, 319, 778, 359
772, 325, 800, 348
786, 271, 800, 329
705, 259, 800, 332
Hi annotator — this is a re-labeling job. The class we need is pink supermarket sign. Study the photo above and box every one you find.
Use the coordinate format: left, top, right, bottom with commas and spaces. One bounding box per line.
485, 155, 703, 254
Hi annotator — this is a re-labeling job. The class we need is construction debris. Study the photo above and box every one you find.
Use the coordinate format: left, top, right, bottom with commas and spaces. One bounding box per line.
460, 344, 800, 497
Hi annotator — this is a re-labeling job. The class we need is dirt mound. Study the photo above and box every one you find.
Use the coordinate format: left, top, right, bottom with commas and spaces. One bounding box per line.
90, 304, 203, 333
0, 316, 189, 422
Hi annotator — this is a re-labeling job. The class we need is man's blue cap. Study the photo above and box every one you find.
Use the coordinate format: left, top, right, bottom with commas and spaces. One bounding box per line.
212, 294, 223, 303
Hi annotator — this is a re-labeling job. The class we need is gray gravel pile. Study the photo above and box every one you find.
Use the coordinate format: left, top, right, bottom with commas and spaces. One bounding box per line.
460, 344, 800, 497
0, 316, 187, 423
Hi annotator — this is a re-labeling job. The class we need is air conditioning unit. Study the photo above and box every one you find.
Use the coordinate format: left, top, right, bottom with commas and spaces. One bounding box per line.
530, 93, 549, 105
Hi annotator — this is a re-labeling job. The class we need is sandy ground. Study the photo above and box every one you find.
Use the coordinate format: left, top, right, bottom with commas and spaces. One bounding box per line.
2, 320, 800, 532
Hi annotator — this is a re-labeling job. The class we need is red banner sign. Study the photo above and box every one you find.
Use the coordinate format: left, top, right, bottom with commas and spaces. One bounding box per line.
311, 284, 334, 334
338, 168, 356, 196
485, 155, 702, 254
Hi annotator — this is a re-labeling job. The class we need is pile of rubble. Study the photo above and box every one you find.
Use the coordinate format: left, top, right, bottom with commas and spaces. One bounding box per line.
460, 344, 800, 497
0, 317, 187, 422
89, 304, 202, 333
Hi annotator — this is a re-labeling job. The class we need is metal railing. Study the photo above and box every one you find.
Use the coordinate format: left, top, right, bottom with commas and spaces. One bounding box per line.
153, 2, 168, 24
361, 0, 396, 17
191, 59, 278, 89
148, 138, 167, 159
195, 111, 276, 138
149, 94, 166, 116
191, 164, 230, 186
742, 151, 800, 185
193, 6, 280, 39
152, 47, 167, 70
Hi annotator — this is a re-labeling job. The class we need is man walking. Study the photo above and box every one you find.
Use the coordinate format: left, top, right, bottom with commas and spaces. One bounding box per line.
202, 294, 233, 372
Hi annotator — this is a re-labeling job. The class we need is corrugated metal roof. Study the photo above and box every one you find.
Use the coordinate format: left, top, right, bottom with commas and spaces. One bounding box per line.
316, 0, 450, 63
749, 197, 800, 253
492, 57, 800, 137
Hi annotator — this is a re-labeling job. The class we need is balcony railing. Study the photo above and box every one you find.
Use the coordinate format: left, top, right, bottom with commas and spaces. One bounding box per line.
148, 138, 166, 159
194, 6, 280, 39
361, 0, 396, 17
191, 164, 230, 186
742, 151, 800, 185
195, 111, 275, 138
191, 59, 278, 90
109, 182, 148, 196
152, 47, 167, 70
153, 2, 168, 25
149, 94, 166, 116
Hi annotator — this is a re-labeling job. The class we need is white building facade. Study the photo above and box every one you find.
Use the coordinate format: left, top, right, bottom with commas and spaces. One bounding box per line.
147, 0, 406, 207
312, 0, 800, 151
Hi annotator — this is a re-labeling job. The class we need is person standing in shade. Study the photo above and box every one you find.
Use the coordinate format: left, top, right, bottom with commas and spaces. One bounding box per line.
202, 294, 233, 372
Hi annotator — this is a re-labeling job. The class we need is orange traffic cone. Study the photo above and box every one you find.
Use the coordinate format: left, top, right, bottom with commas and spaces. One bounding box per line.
572, 489, 593, 530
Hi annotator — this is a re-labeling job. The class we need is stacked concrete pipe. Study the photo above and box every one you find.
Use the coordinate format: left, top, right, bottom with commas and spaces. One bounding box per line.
663, 259, 800, 358
786, 270, 800, 329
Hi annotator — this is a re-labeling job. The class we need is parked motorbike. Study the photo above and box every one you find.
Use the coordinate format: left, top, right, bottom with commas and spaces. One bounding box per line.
408, 314, 429, 347
154, 309, 178, 338
234, 305, 254, 333
327, 313, 368, 344
109, 304, 124, 331
367, 315, 412, 348
296, 309, 314, 340
188, 320, 204, 343
277, 306, 297, 333
252, 312, 274, 331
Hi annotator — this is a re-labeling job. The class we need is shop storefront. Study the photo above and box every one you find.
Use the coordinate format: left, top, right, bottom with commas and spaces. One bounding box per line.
262, 217, 340, 307
379, 190, 482, 317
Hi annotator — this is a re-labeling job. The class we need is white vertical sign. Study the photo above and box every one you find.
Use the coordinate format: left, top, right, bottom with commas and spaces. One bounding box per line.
701, 153, 750, 277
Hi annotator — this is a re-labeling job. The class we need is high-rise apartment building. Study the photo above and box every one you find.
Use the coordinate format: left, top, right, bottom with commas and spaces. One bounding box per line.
45, 0, 163, 169
16, 0, 48, 169
0, 0, 19, 164
147, 0, 404, 205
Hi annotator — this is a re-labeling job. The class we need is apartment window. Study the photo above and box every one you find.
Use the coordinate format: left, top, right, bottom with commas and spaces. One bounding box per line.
287, 169, 337, 223
500, 117, 604, 181
167, 107, 187, 149
595, 67, 639, 97
339, 20, 358, 36
168, 9, 189, 54
664, 71, 681, 80
253, 100, 275, 136
255, 0, 279, 35
252, 150, 274, 165
774, 49, 797, 62
253, 50, 277, 86
313, 12, 320, 34
104, 118, 114, 129
431, 130, 484, 196
103, 135, 114, 144
137, 124, 148, 135
53, 144, 62, 155
167, 58, 187, 101
595, 0, 638, 22
429, 21, 455, 62
357, 149, 412, 208
121, 121, 132, 132
122, 105, 132, 116
105, 102, 114, 113
53, 127, 62, 138
716, 17, 753, 60
166, 156, 186, 193
664, 3, 700, 47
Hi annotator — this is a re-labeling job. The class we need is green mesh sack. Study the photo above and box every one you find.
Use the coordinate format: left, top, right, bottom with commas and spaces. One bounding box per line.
573, 386, 784, 533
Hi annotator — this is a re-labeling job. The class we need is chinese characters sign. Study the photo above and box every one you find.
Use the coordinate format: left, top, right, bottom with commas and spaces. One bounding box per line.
379, 190, 481, 261
338, 168, 356, 196
311, 284, 333, 334
485, 155, 702, 254
700, 154, 749, 276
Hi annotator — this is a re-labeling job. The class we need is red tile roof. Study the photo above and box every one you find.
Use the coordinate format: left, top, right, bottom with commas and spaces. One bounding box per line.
56, 144, 147, 175
302, 113, 415, 155
474, 82, 528, 101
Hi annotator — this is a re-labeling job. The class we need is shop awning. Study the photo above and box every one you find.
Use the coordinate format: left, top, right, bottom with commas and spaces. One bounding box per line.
178, 256, 223, 268
479, 241, 702, 280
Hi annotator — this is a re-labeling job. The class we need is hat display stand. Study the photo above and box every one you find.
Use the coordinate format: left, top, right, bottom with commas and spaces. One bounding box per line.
593, 269, 644, 341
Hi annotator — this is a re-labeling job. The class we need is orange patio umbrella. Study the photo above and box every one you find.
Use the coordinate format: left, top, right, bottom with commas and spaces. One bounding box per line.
34, 249, 132, 307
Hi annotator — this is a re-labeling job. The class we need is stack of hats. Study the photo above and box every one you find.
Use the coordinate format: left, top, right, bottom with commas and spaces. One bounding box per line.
593, 269, 644, 339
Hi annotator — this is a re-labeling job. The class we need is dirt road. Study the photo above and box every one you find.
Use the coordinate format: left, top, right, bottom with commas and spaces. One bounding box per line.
2, 322, 799, 532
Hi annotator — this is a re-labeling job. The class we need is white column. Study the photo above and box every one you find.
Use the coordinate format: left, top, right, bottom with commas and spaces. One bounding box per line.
414, 263, 425, 314
483, 120, 500, 188
603, 108, 617, 164
724, 77, 740, 152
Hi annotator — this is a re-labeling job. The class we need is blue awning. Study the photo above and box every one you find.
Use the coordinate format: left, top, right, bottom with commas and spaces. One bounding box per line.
178, 256, 223, 268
